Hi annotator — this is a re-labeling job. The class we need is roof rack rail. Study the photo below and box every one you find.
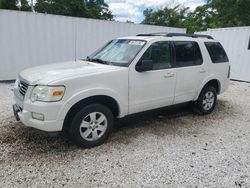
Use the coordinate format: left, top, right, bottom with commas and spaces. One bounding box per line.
136, 32, 214, 39
136, 32, 168, 36
166, 33, 214, 39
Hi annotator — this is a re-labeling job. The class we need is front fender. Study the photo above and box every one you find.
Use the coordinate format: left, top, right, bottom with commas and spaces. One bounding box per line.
57, 88, 128, 121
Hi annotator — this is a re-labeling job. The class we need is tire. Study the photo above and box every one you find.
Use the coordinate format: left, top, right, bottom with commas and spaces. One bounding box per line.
192, 86, 217, 115
68, 104, 114, 148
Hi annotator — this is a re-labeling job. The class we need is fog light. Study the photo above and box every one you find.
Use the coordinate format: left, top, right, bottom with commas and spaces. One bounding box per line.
32, 112, 44, 121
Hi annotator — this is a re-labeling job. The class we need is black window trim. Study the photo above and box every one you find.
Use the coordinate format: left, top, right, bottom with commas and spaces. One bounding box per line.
172, 41, 204, 68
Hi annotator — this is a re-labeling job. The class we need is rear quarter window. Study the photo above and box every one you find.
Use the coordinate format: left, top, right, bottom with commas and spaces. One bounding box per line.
205, 42, 229, 63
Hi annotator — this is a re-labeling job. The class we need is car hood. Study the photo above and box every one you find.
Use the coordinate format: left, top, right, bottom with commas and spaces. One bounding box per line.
19, 60, 122, 85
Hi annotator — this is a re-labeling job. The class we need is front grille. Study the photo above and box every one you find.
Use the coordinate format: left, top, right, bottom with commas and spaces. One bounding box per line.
18, 80, 29, 96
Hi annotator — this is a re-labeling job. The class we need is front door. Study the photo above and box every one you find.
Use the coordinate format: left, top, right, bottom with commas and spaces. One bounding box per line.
129, 41, 176, 114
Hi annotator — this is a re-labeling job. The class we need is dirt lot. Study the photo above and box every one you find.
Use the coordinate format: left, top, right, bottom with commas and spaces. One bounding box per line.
0, 81, 250, 187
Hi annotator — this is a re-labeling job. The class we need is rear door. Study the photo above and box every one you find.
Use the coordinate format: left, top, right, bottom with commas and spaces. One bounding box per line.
172, 41, 205, 104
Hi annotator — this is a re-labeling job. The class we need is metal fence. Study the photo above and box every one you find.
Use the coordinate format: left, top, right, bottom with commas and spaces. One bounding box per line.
0, 10, 186, 80
197, 27, 250, 82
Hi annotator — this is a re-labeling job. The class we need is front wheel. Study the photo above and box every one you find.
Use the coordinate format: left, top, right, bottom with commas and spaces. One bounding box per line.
68, 104, 114, 148
192, 86, 217, 115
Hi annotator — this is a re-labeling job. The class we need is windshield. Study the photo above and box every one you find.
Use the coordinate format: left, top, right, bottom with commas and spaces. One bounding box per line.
87, 39, 146, 66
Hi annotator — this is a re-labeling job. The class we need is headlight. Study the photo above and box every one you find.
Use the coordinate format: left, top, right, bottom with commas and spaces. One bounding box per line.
31, 85, 65, 102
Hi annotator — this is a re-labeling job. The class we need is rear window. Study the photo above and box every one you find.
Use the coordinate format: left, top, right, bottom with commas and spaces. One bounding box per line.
205, 42, 229, 63
173, 41, 203, 67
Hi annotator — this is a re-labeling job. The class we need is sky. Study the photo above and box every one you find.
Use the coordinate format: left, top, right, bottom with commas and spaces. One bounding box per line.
28, 0, 206, 23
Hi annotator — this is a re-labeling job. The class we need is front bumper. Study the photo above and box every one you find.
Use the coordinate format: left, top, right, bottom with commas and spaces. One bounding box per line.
13, 104, 64, 132
13, 82, 70, 132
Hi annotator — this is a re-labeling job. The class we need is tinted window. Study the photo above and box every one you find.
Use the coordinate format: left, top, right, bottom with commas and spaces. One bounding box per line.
205, 42, 229, 63
173, 41, 203, 67
141, 41, 172, 70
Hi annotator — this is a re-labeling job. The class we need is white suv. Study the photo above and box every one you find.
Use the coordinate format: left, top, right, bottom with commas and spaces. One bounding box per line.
13, 33, 230, 147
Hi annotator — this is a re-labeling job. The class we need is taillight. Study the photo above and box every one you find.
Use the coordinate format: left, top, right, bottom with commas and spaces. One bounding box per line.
227, 66, 231, 78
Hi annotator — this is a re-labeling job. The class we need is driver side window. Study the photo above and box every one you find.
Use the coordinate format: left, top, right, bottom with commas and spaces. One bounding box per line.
141, 41, 172, 70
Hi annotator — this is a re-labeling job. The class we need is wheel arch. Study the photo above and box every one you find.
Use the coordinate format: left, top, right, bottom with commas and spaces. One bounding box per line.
195, 78, 221, 101
63, 95, 120, 132
203, 79, 221, 93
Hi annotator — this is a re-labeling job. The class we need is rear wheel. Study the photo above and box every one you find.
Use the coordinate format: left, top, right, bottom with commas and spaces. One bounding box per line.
192, 86, 217, 115
68, 104, 114, 148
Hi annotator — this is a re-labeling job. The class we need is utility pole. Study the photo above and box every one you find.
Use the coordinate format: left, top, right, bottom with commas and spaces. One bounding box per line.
31, 0, 35, 12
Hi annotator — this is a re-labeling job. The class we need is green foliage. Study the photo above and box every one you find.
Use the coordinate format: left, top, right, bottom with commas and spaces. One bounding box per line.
86, 0, 113, 20
142, 5, 189, 28
35, 0, 113, 20
0, 0, 113, 20
35, 0, 87, 17
212, 0, 250, 27
184, 4, 221, 33
142, 0, 250, 33
0, 0, 18, 10
20, 0, 31, 11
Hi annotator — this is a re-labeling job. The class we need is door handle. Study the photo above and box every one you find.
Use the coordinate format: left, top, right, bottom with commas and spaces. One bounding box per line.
199, 68, 206, 73
164, 72, 175, 78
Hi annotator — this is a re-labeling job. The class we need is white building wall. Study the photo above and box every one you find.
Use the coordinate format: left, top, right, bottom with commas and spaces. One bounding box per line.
197, 27, 250, 82
0, 10, 186, 80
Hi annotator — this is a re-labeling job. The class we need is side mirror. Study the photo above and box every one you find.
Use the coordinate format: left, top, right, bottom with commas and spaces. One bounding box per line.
136, 60, 153, 72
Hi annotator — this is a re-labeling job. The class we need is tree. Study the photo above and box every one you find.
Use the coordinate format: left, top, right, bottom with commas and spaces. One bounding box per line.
142, 5, 189, 28
142, 0, 250, 33
186, 0, 250, 32
0, 0, 30, 11
86, 0, 113, 20
35, 0, 113, 20
184, 4, 221, 33
126, 20, 134, 23
20, 0, 31, 11
0, 0, 18, 10
35, 0, 87, 17
211, 0, 250, 27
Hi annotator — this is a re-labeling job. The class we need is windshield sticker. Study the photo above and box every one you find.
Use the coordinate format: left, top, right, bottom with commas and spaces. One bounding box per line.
128, 41, 145, 46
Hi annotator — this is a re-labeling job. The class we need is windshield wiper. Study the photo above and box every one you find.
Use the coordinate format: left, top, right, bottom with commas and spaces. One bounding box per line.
90, 58, 112, 65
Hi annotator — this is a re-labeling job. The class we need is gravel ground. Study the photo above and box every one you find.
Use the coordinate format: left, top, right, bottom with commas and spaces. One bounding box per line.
0, 81, 250, 188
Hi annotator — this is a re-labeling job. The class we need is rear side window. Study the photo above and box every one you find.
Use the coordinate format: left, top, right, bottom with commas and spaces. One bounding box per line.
205, 42, 229, 63
173, 41, 203, 68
